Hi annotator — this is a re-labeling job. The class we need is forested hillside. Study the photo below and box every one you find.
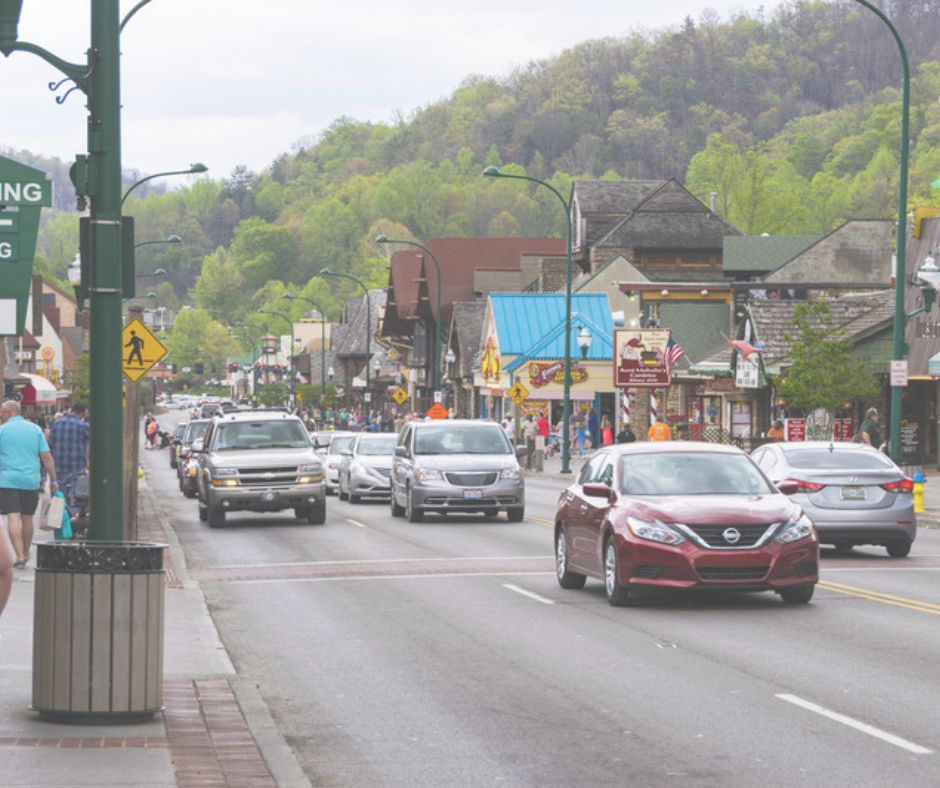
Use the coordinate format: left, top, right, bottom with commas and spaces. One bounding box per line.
21, 0, 940, 367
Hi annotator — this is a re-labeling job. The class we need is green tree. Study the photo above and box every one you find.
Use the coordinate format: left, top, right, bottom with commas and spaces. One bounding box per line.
774, 301, 878, 438
193, 248, 248, 319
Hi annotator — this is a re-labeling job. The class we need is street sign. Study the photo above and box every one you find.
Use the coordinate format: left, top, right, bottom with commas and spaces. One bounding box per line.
507, 380, 529, 405
890, 359, 908, 387
122, 317, 168, 382
427, 402, 449, 420
391, 387, 408, 405
433, 390, 442, 404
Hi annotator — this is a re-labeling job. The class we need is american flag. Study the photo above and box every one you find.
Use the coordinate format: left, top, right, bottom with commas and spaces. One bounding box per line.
665, 336, 684, 372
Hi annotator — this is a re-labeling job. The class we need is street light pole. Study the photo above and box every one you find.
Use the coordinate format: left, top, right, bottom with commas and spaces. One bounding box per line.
282, 293, 328, 393
849, 0, 909, 462
482, 166, 574, 473
375, 235, 443, 400
259, 309, 296, 409
317, 269, 372, 423
121, 164, 207, 206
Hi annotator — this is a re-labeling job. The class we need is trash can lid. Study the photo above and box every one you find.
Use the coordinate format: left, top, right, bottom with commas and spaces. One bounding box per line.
36, 541, 166, 573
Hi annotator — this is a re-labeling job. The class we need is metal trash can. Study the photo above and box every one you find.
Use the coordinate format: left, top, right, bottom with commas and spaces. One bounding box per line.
32, 541, 166, 722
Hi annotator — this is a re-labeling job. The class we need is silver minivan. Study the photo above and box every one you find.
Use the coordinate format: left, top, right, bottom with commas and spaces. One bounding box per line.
390, 419, 525, 522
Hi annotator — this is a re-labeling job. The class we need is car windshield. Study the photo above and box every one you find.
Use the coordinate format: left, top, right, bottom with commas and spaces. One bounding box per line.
214, 420, 309, 451
781, 448, 895, 470
183, 421, 208, 443
329, 436, 355, 454
620, 452, 775, 496
415, 426, 511, 455
356, 436, 397, 456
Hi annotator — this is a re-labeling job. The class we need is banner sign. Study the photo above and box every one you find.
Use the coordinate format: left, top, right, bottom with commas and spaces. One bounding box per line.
528, 360, 588, 388
614, 329, 670, 387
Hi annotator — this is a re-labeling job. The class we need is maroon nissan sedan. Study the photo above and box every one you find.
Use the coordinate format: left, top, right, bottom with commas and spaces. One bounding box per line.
555, 442, 819, 606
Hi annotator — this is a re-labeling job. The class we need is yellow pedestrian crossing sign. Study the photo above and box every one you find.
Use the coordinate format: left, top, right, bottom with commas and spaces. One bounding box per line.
391, 386, 408, 405
508, 381, 529, 405
122, 317, 168, 382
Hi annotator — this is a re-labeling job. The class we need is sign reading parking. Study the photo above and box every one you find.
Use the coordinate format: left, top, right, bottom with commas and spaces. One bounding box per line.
122, 317, 168, 382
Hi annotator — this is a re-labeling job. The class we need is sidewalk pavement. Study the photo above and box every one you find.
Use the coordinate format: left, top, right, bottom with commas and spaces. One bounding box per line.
0, 479, 310, 787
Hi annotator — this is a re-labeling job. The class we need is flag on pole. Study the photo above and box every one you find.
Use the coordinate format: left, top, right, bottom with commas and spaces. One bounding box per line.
665, 336, 684, 372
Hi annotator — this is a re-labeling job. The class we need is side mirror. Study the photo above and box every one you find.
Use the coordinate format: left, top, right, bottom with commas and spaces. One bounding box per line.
582, 483, 613, 501
395, 446, 408, 458
341, 449, 353, 457
172, 439, 182, 446
775, 480, 799, 496
191, 438, 205, 453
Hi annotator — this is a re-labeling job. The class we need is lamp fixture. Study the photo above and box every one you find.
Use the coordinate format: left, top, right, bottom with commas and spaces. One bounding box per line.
576, 325, 592, 360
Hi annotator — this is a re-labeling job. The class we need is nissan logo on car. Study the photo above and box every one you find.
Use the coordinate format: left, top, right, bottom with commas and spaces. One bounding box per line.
722, 527, 742, 545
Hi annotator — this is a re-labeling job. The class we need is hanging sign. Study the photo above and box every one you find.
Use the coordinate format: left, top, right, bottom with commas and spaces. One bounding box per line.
614, 329, 670, 387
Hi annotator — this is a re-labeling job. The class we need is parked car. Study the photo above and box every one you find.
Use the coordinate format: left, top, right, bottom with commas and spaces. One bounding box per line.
337, 433, 397, 503
194, 410, 326, 527
750, 440, 915, 557
554, 443, 819, 606
177, 419, 211, 498
390, 419, 525, 522
201, 403, 222, 418
169, 421, 188, 469
321, 432, 356, 495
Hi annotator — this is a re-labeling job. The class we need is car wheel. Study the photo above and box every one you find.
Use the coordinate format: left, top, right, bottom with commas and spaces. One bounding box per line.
170, 459, 177, 469
833, 540, 853, 551
506, 507, 525, 523
390, 490, 405, 517
604, 538, 632, 607
405, 487, 423, 522
555, 526, 586, 590
779, 584, 815, 604
349, 492, 361, 504
886, 540, 912, 558
207, 505, 225, 528
197, 500, 208, 522
308, 498, 326, 525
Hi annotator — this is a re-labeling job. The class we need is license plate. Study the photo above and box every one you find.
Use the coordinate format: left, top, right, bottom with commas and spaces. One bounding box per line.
463, 489, 482, 500
262, 491, 278, 502
841, 486, 866, 500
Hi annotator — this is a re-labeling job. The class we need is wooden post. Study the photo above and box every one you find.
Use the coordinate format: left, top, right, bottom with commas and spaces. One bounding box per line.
122, 306, 142, 541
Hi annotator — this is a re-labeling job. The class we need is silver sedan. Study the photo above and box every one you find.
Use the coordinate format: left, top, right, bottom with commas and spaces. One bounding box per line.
751, 441, 916, 557
338, 433, 397, 503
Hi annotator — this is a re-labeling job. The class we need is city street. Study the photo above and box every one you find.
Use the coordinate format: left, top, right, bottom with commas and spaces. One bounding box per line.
145, 416, 940, 787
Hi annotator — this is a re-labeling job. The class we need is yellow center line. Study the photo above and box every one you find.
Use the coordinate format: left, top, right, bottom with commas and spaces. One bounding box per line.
525, 515, 554, 528
818, 580, 940, 616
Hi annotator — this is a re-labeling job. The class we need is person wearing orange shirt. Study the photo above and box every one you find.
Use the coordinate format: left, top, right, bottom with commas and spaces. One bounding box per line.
647, 416, 672, 441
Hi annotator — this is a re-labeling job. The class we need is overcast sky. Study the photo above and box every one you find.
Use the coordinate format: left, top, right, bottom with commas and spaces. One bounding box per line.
2, 1, 780, 184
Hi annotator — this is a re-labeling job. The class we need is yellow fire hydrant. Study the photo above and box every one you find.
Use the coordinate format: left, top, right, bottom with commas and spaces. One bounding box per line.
912, 470, 926, 514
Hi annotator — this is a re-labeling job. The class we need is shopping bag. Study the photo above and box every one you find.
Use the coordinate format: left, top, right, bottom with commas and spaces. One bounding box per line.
37, 478, 53, 529
42, 491, 66, 532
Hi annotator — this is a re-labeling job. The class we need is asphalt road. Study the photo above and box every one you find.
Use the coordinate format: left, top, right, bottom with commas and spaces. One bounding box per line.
145, 414, 940, 787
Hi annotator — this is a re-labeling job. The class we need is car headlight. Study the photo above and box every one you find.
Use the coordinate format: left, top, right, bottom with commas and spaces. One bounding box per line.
351, 461, 368, 475
626, 516, 686, 546
776, 514, 816, 544
499, 467, 521, 480
213, 467, 238, 477
415, 467, 443, 482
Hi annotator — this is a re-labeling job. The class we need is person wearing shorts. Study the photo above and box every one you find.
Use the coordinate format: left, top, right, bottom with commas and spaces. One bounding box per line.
0, 400, 58, 569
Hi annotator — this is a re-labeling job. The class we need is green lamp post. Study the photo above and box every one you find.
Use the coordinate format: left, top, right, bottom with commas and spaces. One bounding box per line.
282, 293, 329, 393
122, 164, 207, 206
259, 308, 296, 409
483, 166, 574, 473
375, 234, 443, 401
317, 269, 372, 422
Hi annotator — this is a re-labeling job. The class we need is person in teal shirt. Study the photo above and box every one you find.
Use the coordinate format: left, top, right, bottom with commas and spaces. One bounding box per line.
0, 401, 58, 569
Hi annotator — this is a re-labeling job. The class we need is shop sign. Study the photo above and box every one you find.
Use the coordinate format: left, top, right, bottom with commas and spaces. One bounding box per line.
527, 360, 588, 388
735, 357, 761, 389
901, 420, 920, 465
614, 329, 670, 387
520, 399, 549, 419
13, 349, 32, 361
480, 335, 501, 382
786, 418, 806, 442
833, 418, 854, 441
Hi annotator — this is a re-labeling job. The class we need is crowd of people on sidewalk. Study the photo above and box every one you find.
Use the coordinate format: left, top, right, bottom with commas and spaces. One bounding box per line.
0, 401, 89, 620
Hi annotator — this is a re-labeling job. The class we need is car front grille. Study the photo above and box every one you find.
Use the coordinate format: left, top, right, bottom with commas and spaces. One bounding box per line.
372, 467, 391, 477
697, 566, 770, 581
423, 496, 518, 507
237, 467, 299, 486
685, 523, 775, 548
445, 472, 498, 486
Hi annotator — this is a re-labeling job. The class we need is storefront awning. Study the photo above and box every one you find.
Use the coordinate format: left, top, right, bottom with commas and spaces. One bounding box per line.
20, 373, 57, 406
927, 352, 940, 377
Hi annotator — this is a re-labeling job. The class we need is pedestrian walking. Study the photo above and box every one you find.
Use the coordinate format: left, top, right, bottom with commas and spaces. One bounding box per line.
601, 414, 613, 446
575, 409, 587, 457
522, 414, 538, 470
767, 419, 785, 441
616, 422, 636, 443
857, 407, 886, 451
48, 403, 90, 510
0, 400, 58, 569
588, 407, 599, 447
647, 415, 672, 442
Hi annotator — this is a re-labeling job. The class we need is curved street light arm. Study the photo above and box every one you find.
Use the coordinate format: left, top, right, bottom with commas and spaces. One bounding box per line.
122, 163, 208, 206
120, 0, 154, 33
7, 41, 91, 95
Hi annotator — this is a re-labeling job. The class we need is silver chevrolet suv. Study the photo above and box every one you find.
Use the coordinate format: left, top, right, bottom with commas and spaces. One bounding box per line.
390, 419, 525, 522
194, 410, 326, 527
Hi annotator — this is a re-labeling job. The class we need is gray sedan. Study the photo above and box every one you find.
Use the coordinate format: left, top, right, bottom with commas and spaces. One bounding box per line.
337, 433, 397, 503
751, 441, 916, 557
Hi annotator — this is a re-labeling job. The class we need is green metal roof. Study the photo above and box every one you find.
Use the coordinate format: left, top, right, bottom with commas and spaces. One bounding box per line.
723, 235, 820, 273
